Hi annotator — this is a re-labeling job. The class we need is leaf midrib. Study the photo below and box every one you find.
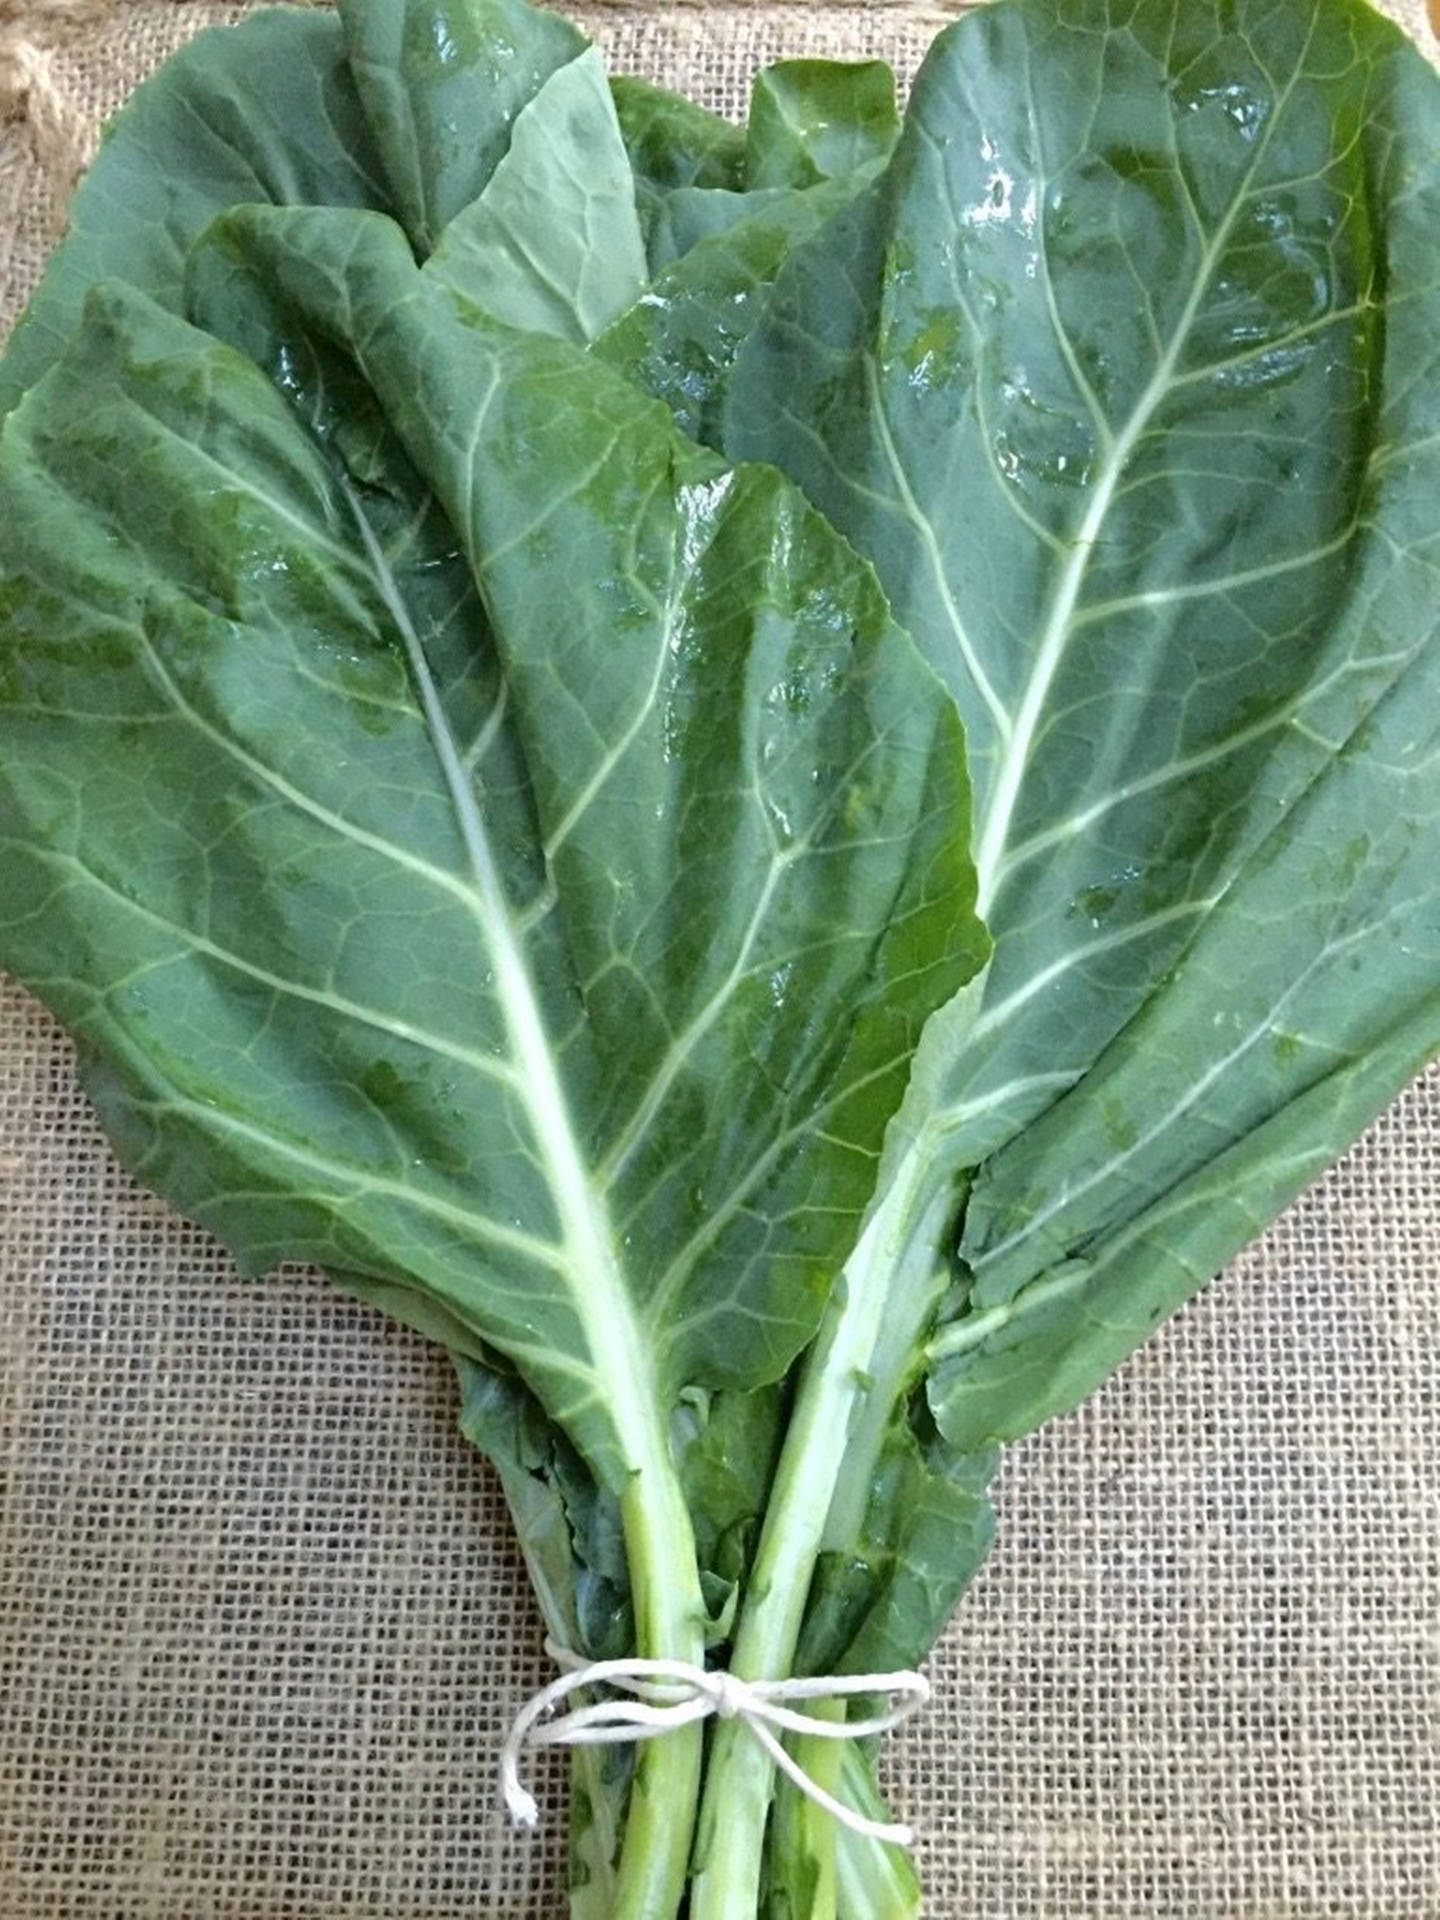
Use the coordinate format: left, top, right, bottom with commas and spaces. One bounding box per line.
345, 486, 670, 1466
970, 16, 1319, 918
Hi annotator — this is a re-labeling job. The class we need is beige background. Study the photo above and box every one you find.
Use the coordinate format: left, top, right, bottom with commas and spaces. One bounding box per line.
1, 3, 1438, 1915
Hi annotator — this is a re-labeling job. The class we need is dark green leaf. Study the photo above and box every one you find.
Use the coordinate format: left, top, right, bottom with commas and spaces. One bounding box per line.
0, 7, 391, 419
610, 75, 747, 195
337, 0, 585, 252
725, 0, 1440, 1445
597, 173, 877, 447
0, 213, 983, 1480
746, 60, 899, 192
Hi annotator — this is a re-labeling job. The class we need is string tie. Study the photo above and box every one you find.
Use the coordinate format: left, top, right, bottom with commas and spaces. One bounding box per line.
501, 1638, 929, 1846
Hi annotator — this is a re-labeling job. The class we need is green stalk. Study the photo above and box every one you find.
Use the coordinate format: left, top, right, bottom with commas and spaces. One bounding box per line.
569, 1740, 627, 1920
454, 1347, 705, 1915
688, 1144, 953, 1920
606, 1445, 710, 1920
831, 1750, 923, 1920
766, 1699, 845, 1920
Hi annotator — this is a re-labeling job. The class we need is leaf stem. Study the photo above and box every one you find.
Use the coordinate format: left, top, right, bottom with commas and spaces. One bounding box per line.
606, 1446, 710, 1920
344, 483, 708, 1917
767, 1699, 845, 1920
687, 1143, 952, 1920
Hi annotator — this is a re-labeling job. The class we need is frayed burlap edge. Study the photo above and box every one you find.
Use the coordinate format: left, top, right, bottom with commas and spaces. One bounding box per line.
0, 8, 98, 263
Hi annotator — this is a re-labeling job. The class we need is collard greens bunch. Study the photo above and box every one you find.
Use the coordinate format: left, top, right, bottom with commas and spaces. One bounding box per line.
1, 0, 1437, 1913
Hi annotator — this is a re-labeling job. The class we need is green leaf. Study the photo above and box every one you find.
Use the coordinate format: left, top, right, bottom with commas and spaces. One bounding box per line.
746, 60, 899, 192
696, 5, 1440, 1898
0, 204, 983, 1910
0, 209, 982, 1482
726, 0, 1440, 1393
454, 1354, 637, 1906
610, 75, 747, 195
673, 1385, 785, 1623
455, 1353, 631, 1658
597, 174, 878, 448
425, 47, 649, 343
337, 0, 586, 253
608, 78, 750, 271
933, 659, 1440, 1448
641, 185, 808, 276
799, 1423, 996, 1680
0, 7, 392, 419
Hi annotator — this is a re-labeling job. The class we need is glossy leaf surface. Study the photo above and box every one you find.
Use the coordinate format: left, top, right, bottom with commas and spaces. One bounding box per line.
745, 60, 899, 192
337, 0, 585, 251
726, 0, 1440, 1448
0, 212, 981, 1478
0, 8, 391, 418
3, 2, 1439, 1913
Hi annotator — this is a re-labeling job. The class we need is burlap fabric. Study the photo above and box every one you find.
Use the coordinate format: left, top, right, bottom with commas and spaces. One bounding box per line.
1, 3, 1437, 1914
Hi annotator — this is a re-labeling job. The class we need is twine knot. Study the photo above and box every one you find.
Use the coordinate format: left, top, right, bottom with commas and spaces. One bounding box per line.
709, 1669, 748, 1721
500, 1639, 930, 1845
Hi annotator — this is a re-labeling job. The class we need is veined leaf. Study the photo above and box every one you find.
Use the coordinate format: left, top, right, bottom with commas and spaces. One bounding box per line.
426, 46, 649, 343
745, 60, 899, 193
597, 61, 902, 442
0, 7, 392, 419
731, 0, 1435, 1165
725, 0, 1440, 1432
609, 77, 749, 270
336, 0, 586, 253
597, 174, 879, 447
613, 60, 896, 273
934, 651, 1440, 1446
0, 209, 981, 1481
0, 208, 983, 1911
691, 9, 1440, 1893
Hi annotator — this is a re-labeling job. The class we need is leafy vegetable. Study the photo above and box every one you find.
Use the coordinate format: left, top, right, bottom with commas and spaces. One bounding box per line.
338, 0, 585, 249
0, 213, 977, 1910
425, 47, 648, 341
1, 0, 1436, 1916
744, 59, 899, 192
0, 7, 393, 419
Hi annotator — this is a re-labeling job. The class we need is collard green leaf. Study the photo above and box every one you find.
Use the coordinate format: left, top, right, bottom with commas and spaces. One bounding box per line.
425, 47, 648, 343
608, 78, 748, 269
5, 2, 1438, 1912
0, 211, 983, 1911
640, 185, 808, 276
0, 213, 982, 1482
0, 7, 391, 420
614, 59, 897, 279
745, 60, 899, 192
726, 0, 1440, 1418
594, 60, 900, 439
933, 658, 1440, 1447
610, 76, 748, 196
694, 6, 1440, 1895
456, 1353, 630, 1658
336, 0, 585, 252
597, 174, 877, 447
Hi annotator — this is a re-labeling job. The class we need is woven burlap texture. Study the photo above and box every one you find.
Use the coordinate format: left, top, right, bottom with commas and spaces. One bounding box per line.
1, 4, 1437, 1916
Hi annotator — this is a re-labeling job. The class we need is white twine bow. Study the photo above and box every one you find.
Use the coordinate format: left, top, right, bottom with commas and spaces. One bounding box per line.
501, 1638, 930, 1845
